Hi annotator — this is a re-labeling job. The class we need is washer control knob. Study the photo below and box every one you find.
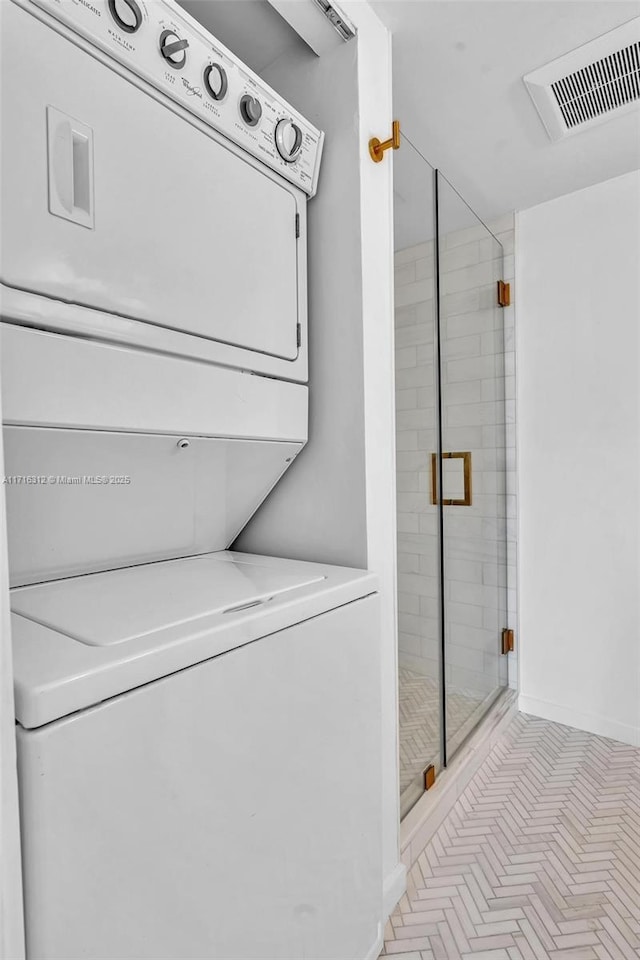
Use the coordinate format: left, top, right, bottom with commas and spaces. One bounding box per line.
275, 118, 303, 163
108, 0, 142, 33
159, 29, 189, 69
239, 94, 262, 127
204, 63, 228, 101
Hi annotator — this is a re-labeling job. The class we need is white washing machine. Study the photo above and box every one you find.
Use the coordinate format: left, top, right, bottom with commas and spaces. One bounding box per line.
11, 553, 382, 960
0, 1, 383, 957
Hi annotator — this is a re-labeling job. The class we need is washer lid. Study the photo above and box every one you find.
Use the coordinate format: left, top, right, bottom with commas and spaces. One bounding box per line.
11, 555, 326, 647
12, 551, 378, 729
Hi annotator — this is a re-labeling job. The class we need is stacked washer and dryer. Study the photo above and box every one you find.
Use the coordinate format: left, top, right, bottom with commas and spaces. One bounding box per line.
0, 1, 383, 957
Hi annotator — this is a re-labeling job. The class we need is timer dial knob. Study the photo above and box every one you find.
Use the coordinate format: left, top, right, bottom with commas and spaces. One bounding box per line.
275, 118, 303, 163
239, 94, 262, 127
108, 0, 142, 33
204, 63, 228, 102
159, 29, 189, 69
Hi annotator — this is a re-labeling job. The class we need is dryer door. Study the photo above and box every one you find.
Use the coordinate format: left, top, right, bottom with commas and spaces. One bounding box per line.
0, 2, 301, 363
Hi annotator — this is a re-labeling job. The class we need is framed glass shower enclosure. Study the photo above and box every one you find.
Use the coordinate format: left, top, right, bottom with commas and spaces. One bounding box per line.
394, 138, 510, 817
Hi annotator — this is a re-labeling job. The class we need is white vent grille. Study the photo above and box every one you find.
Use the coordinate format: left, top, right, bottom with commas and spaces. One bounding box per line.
524, 18, 640, 141
551, 43, 640, 128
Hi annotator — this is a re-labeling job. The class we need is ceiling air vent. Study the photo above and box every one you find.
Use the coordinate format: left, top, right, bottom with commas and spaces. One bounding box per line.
524, 17, 640, 141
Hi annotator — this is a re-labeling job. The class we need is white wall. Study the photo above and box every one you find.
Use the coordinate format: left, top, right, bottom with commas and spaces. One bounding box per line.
516, 170, 640, 746
237, 36, 368, 569
236, 1, 403, 923
346, 0, 402, 919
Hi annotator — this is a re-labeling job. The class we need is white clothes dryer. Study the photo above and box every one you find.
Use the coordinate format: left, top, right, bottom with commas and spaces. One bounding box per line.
0, 0, 323, 381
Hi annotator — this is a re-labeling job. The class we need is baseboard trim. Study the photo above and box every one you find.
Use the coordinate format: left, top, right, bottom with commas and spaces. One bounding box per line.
518, 695, 640, 747
382, 861, 407, 920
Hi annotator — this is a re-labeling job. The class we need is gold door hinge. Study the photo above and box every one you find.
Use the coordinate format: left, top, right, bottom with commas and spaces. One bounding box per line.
424, 764, 436, 790
497, 280, 511, 307
501, 628, 515, 655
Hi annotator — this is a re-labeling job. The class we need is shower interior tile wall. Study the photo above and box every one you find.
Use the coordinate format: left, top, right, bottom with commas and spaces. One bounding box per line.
395, 213, 517, 695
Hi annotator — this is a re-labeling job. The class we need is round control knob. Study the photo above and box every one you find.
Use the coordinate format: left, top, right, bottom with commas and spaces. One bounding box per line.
239, 94, 262, 127
275, 118, 303, 163
203, 63, 228, 102
108, 0, 142, 33
159, 29, 189, 69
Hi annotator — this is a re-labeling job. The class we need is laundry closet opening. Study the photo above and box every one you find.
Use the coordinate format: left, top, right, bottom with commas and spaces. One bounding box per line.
1, 1, 387, 956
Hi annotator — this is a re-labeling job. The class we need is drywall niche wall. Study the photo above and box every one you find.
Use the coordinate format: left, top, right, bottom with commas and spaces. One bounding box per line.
516, 169, 640, 746
236, 37, 367, 570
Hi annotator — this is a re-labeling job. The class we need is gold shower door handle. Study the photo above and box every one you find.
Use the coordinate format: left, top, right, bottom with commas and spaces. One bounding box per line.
431, 452, 472, 506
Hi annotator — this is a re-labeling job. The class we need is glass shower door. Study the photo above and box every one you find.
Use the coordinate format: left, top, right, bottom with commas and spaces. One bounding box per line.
393, 139, 442, 817
393, 146, 512, 814
435, 173, 509, 762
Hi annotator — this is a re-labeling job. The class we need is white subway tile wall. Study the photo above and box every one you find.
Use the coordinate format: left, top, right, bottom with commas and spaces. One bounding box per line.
394, 213, 517, 770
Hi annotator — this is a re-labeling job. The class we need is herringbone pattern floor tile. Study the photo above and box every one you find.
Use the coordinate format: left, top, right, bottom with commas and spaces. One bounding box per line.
383, 713, 640, 959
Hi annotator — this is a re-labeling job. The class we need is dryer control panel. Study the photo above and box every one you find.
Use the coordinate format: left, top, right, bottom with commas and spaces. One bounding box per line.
26, 0, 324, 196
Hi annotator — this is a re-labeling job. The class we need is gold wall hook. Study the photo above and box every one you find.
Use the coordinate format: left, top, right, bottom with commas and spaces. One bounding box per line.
369, 120, 400, 163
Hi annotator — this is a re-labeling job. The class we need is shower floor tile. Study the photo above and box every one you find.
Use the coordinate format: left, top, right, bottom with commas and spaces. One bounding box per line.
398, 667, 484, 797
384, 712, 640, 959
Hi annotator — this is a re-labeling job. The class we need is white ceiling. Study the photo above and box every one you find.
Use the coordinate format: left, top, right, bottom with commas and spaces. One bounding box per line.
372, 1, 640, 227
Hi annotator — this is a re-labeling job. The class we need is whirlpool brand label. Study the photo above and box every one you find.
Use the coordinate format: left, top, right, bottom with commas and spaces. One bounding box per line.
181, 78, 203, 100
